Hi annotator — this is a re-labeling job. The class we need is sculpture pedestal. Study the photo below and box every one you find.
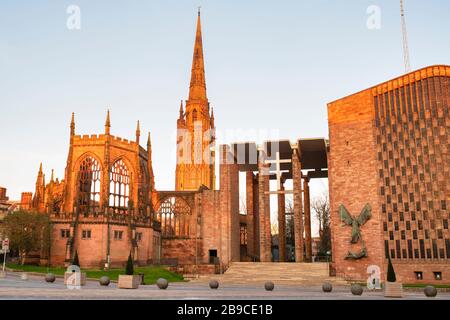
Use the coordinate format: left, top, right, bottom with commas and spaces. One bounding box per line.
384, 282, 403, 298
64, 272, 86, 286
118, 275, 140, 289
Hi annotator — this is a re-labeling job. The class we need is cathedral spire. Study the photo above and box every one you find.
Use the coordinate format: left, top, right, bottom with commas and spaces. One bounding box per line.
188, 10, 207, 101
105, 109, 111, 135
175, 11, 215, 191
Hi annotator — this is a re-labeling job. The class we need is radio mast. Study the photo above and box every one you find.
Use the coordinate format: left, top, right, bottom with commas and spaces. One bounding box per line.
400, 0, 411, 73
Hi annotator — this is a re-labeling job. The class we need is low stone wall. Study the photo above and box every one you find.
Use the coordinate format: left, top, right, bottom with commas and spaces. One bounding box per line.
168, 264, 218, 275
335, 261, 450, 285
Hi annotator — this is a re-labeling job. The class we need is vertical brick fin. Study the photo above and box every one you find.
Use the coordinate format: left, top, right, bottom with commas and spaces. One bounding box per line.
292, 149, 304, 262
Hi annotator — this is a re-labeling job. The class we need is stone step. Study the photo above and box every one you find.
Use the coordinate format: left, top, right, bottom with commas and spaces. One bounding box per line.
190, 278, 348, 286
190, 262, 347, 286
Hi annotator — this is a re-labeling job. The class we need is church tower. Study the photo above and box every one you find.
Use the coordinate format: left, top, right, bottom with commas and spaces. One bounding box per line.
175, 10, 216, 191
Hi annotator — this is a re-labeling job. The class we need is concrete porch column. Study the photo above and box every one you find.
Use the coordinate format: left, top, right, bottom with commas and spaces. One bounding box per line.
292, 149, 304, 262
258, 149, 271, 262
277, 181, 286, 262
245, 171, 255, 257
304, 177, 313, 262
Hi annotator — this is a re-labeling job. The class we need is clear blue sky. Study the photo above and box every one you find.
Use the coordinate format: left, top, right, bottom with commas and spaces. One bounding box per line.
1, 0, 449, 203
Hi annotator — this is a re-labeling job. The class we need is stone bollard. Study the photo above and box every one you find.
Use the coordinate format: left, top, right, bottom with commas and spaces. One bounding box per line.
21, 273, 28, 280
264, 281, 274, 291
45, 273, 56, 283
322, 282, 333, 293
351, 284, 363, 296
99, 276, 110, 286
156, 278, 169, 290
209, 280, 219, 289
424, 286, 437, 298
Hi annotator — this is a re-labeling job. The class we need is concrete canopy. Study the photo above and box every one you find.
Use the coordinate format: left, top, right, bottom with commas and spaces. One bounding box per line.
229, 138, 329, 179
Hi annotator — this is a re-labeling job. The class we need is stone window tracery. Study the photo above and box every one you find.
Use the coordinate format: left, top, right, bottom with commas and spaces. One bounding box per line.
156, 197, 191, 238
109, 160, 130, 214
77, 156, 101, 215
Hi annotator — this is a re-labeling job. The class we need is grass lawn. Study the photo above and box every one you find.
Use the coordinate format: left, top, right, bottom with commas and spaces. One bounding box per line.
6, 263, 184, 284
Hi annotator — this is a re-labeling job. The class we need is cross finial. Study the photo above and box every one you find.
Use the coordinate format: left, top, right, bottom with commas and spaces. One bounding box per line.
198, 6, 201, 16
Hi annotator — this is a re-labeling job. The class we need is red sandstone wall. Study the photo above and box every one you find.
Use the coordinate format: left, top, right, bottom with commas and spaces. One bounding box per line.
162, 238, 198, 265
160, 193, 201, 265
136, 226, 154, 264
51, 222, 153, 268
391, 262, 449, 285
50, 223, 70, 266
64, 135, 144, 213
199, 190, 223, 264
20, 192, 33, 210
109, 225, 136, 267
328, 89, 385, 281
160, 188, 235, 270
328, 65, 450, 284
219, 149, 240, 264
75, 224, 107, 268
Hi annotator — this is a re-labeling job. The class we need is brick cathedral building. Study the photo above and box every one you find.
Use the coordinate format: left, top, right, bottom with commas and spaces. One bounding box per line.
328, 65, 449, 283
19, 11, 449, 284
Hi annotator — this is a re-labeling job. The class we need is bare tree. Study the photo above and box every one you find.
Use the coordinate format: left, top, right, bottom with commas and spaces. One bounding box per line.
285, 199, 295, 247
3, 210, 51, 265
271, 215, 278, 236
239, 192, 247, 215
311, 191, 331, 255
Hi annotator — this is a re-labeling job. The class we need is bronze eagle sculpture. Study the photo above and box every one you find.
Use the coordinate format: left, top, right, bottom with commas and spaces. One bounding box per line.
339, 203, 372, 259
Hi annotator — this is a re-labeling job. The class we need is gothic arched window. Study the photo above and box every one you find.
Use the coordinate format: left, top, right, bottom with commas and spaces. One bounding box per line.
156, 197, 191, 238
77, 156, 101, 215
109, 160, 130, 214
192, 109, 198, 122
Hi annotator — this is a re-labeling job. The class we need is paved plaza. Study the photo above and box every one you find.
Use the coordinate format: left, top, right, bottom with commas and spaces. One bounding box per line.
0, 272, 449, 300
